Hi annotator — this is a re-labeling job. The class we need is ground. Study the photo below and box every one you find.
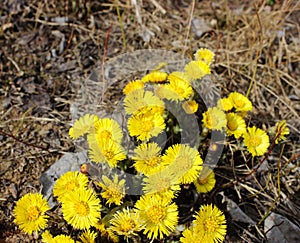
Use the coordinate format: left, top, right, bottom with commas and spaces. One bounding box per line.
0, 0, 299, 242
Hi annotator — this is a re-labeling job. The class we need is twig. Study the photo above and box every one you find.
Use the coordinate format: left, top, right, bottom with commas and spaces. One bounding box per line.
149, 0, 166, 14
0, 128, 52, 153
114, 0, 127, 48
183, 0, 195, 56
101, 25, 113, 101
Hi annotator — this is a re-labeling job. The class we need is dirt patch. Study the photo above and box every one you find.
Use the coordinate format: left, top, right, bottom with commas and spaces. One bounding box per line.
0, 0, 299, 242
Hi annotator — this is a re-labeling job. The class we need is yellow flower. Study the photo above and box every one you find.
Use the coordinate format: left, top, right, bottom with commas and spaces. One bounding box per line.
79, 230, 98, 243
180, 228, 200, 243
182, 100, 198, 114
168, 71, 191, 84
61, 188, 101, 230
69, 114, 98, 139
109, 208, 142, 240
124, 89, 164, 115
142, 71, 168, 83
123, 80, 144, 95
275, 120, 289, 144
194, 166, 216, 193
93, 118, 123, 144
162, 144, 203, 184
184, 61, 211, 81
217, 97, 233, 111
132, 142, 164, 176
155, 79, 193, 102
228, 92, 252, 112
243, 126, 270, 156
143, 170, 181, 201
194, 48, 215, 66
202, 107, 227, 131
41, 230, 53, 243
53, 235, 75, 243
42, 231, 76, 243
192, 204, 227, 243
13, 193, 50, 234
127, 110, 165, 141
53, 171, 89, 202
88, 136, 126, 167
225, 113, 246, 138
98, 175, 126, 206
135, 194, 178, 240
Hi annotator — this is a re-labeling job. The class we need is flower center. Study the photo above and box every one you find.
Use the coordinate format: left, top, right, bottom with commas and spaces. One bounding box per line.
175, 87, 184, 96
155, 178, 170, 193
147, 205, 166, 224
142, 120, 154, 132
99, 130, 112, 140
107, 185, 122, 198
74, 201, 90, 216
65, 180, 79, 191
198, 176, 208, 185
145, 157, 161, 167
227, 120, 238, 131
249, 136, 261, 147
26, 206, 41, 221
204, 216, 218, 232
234, 100, 244, 108
175, 156, 192, 171
120, 219, 135, 232
103, 150, 114, 160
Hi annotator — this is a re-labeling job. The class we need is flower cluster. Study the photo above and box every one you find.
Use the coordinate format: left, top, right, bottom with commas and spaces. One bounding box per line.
13, 48, 289, 242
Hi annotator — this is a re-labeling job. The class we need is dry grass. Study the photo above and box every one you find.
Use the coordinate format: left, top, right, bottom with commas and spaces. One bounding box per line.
0, 0, 299, 242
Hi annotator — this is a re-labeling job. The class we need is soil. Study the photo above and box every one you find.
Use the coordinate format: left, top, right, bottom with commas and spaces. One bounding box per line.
0, 0, 299, 242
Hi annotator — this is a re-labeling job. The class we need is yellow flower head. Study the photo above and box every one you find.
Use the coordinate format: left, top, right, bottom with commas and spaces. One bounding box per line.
135, 194, 178, 240
93, 118, 123, 144
123, 80, 144, 95
98, 175, 126, 206
182, 100, 199, 114
194, 48, 215, 66
69, 114, 98, 139
127, 110, 165, 141
61, 188, 101, 230
14, 193, 50, 234
168, 71, 191, 84
228, 92, 252, 112
88, 136, 126, 167
202, 107, 227, 131
181, 204, 226, 243
79, 230, 98, 243
132, 142, 164, 176
243, 126, 270, 156
180, 228, 200, 243
155, 79, 193, 102
162, 144, 203, 184
41, 230, 53, 243
109, 208, 142, 240
194, 166, 216, 193
225, 113, 247, 139
141, 71, 168, 83
194, 204, 227, 243
184, 61, 211, 81
217, 97, 233, 111
124, 89, 164, 115
53, 235, 75, 243
275, 120, 289, 144
143, 170, 181, 201
53, 171, 89, 202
